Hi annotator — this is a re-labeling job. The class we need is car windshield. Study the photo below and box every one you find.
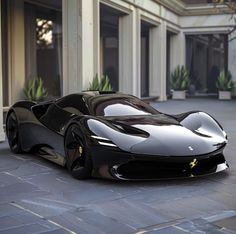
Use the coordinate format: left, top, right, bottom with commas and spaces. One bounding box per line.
90, 96, 159, 116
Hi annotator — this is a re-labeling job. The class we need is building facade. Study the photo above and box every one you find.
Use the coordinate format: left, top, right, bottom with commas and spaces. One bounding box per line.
0, 0, 235, 141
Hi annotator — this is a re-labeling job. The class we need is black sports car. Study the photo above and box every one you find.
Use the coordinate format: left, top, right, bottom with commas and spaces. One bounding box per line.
6, 91, 228, 180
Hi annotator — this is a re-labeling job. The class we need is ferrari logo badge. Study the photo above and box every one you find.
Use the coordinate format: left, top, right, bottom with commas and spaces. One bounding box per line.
189, 158, 198, 169
79, 146, 83, 154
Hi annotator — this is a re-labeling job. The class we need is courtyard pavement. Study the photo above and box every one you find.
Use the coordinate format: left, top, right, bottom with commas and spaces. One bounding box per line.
0, 98, 236, 234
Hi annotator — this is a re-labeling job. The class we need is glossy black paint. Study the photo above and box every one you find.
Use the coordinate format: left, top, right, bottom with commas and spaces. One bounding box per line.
6, 92, 229, 180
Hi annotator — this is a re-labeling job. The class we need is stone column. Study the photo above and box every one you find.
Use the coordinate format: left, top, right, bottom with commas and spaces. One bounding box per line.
93, 0, 100, 78
62, 0, 99, 95
228, 31, 236, 96
170, 31, 186, 71
62, 0, 82, 94
149, 21, 167, 101
81, 0, 98, 89
9, 0, 25, 103
0, 0, 5, 141
119, 8, 141, 97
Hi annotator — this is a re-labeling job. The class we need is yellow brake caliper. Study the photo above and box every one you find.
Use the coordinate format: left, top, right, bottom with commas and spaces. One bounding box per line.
79, 146, 83, 155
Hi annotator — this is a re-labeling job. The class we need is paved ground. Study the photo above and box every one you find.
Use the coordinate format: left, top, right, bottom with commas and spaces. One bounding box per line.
0, 98, 236, 234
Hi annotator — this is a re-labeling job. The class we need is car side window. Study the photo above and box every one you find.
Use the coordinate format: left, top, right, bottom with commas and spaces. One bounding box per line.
56, 94, 89, 115
32, 102, 52, 119
39, 104, 73, 133
62, 107, 82, 115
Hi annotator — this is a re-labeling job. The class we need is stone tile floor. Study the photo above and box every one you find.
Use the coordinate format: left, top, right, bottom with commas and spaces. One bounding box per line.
0, 98, 235, 234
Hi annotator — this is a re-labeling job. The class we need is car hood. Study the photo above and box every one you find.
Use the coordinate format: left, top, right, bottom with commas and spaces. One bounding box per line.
103, 113, 227, 156
107, 113, 226, 156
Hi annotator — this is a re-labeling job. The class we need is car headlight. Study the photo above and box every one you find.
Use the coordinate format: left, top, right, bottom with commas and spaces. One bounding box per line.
91, 135, 118, 147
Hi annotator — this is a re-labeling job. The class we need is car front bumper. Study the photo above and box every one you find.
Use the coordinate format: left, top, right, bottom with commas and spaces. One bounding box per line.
90, 145, 228, 180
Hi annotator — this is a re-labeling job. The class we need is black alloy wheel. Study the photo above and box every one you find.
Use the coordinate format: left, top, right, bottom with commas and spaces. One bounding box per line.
6, 111, 22, 154
65, 124, 92, 179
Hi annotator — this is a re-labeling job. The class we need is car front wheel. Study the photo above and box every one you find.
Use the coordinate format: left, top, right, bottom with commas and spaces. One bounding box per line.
6, 111, 22, 154
64, 124, 92, 179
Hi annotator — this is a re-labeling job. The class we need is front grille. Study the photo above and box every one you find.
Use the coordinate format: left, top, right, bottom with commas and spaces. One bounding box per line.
116, 154, 226, 179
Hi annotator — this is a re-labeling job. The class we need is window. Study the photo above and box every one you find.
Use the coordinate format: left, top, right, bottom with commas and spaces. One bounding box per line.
91, 96, 159, 116
186, 34, 228, 95
141, 21, 152, 98
56, 94, 90, 115
100, 3, 123, 91
25, 1, 62, 98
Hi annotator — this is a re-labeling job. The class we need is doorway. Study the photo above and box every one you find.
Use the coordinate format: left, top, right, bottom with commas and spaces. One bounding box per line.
24, 1, 62, 98
100, 4, 124, 91
141, 21, 152, 97
186, 34, 228, 95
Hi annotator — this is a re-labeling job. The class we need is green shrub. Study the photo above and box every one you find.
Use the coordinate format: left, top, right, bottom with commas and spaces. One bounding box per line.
88, 74, 112, 91
216, 71, 235, 91
24, 77, 48, 102
170, 65, 190, 91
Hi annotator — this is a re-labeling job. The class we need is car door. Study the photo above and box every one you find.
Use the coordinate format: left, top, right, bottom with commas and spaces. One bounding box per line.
39, 103, 74, 135
32, 102, 75, 156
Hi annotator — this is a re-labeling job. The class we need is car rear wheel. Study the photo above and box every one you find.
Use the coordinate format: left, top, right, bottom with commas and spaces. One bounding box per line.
64, 124, 92, 179
6, 111, 22, 154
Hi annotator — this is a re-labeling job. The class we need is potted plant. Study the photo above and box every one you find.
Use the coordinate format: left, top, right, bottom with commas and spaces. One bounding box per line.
88, 74, 112, 91
171, 65, 190, 99
216, 71, 234, 100
24, 77, 48, 102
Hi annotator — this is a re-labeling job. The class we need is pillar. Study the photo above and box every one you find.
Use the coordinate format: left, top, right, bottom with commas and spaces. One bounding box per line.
228, 31, 236, 96
9, 0, 25, 103
0, 0, 5, 141
62, 0, 99, 95
149, 21, 167, 101
62, 0, 82, 94
119, 8, 141, 97
170, 31, 186, 71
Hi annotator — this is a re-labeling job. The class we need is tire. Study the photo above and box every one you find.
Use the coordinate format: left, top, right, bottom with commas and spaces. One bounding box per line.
64, 124, 92, 179
6, 111, 22, 154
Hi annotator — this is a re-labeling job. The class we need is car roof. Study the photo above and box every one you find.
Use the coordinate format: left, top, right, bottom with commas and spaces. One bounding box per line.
67, 91, 135, 100
56, 91, 136, 112
81, 91, 123, 96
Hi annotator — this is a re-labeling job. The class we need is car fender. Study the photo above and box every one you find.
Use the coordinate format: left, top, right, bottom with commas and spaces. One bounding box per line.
179, 111, 227, 141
